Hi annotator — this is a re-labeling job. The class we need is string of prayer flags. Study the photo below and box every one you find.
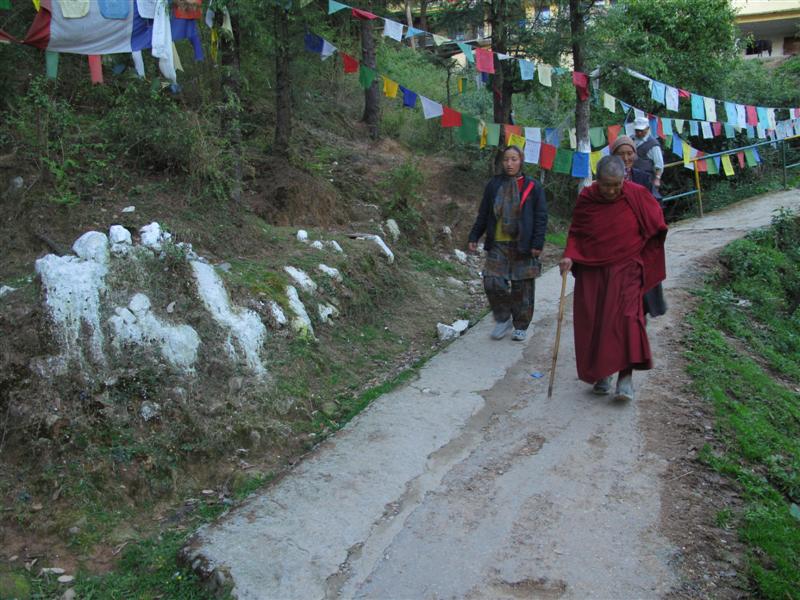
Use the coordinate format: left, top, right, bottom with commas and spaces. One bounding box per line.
665, 86, 679, 111
572, 71, 589, 101
351, 7, 377, 19
537, 63, 552, 87
539, 143, 557, 170
552, 148, 573, 175
420, 95, 443, 119
571, 151, 590, 179
721, 154, 735, 176
328, 0, 347, 14
524, 141, 541, 165
383, 77, 398, 99
383, 19, 403, 41
650, 81, 666, 105
342, 52, 358, 73
441, 106, 462, 128
475, 47, 494, 74
519, 59, 535, 81
456, 42, 474, 64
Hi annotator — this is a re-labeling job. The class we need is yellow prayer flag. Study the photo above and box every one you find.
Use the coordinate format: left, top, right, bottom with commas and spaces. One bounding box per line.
210, 28, 219, 63
479, 123, 488, 149
172, 43, 184, 72
682, 142, 691, 166
590, 150, 604, 174
721, 154, 735, 177
508, 133, 526, 149
457, 78, 463, 94
33, 0, 40, 10
383, 77, 399, 99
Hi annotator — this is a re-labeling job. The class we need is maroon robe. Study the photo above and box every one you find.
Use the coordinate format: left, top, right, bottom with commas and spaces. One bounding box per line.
564, 181, 667, 383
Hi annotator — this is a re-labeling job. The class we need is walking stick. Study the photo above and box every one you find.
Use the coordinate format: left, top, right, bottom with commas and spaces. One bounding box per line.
547, 270, 569, 400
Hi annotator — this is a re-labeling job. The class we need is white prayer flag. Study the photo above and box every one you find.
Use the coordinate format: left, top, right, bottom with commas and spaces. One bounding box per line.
701, 121, 713, 139
665, 86, 679, 111
736, 104, 747, 129
568, 128, 577, 149
420, 96, 443, 119
321, 40, 336, 60
674, 119, 685, 133
383, 19, 404, 41
703, 97, 717, 123
524, 142, 541, 164
524, 127, 541, 142
603, 92, 616, 113
537, 63, 552, 87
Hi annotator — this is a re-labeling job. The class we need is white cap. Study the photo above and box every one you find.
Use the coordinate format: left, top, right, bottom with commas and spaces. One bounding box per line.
633, 116, 650, 130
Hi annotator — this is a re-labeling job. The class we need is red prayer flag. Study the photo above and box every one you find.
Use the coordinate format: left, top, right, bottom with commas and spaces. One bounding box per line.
539, 143, 557, 170
504, 125, 522, 145
441, 106, 462, 128
474, 48, 495, 74
695, 151, 707, 172
678, 89, 691, 99
737, 151, 745, 169
745, 105, 758, 126
342, 53, 359, 74
174, 0, 202, 19
607, 125, 621, 144
351, 8, 378, 19
712, 122, 722, 137
572, 71, 589, 101
88, 55, 103, 84
656, 118, 665, 139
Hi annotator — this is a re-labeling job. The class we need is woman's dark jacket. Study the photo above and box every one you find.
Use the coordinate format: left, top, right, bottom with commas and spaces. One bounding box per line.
630, 167, 652, 189
468, 175, 548, 253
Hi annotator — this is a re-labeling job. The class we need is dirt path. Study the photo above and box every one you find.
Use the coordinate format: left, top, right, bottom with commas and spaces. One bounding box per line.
184, 190, 800, 599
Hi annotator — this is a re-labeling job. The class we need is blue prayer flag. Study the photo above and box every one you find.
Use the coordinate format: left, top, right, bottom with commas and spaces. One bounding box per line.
518, 59, 535, 81
662, 118, 673, 136
650, 81, 666, 105
545, 128, 560, 146
689, 121, 699, 136
724, 123, 735, 139
399, 86, 417, 108
672, 133, 683, 158
571, 152, 590, 178
746, 125, 755, 139
691, 95, 705, 120
304, 32, 323, 54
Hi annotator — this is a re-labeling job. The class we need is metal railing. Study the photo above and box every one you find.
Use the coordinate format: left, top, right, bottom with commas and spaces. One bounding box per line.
661, 134, 800, 217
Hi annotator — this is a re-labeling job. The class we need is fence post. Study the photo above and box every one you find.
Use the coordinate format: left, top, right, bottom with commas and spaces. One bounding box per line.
693, 163, 704, 217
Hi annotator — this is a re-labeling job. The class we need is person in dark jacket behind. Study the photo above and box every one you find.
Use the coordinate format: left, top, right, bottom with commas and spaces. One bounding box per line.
468, 145, 548, 341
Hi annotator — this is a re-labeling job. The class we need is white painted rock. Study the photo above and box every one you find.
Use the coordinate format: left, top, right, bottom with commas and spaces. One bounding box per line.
140, 222, 171, 251
296, 230, 309, 243
454, 249, 467, 263
121, 205, 135, 213
310, 240, 325, 250
436, 323, 459, 341
326, 240, 344, 253
109, 225, 131, 245
286, 285, 314, 339
385, 218, 401, 242
317, 264, 342, 282
283, 266, 317, 294
268, 301, 287, 328
72, 231, 109, 266
357, 234, 394, 263
140, 401, 160, 422
318, 302, 339, 324
128, 293, 151, 316
40, 568, 66, 575
0, 285, 16, 298
452, 319, 469, 334
57, 575, 74, 584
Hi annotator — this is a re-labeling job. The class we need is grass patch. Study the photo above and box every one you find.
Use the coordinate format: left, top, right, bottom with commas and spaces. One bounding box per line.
685, 209, 800, 598
406, 249, 464, 277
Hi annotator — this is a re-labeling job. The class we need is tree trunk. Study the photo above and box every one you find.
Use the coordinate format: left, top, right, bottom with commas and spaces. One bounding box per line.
221, 3, 243, 203
420, 0, 429, 32
273, 6, 293, 159
361, 17, 380, 140
570, 0, 591, 187
490, 0, 513, 171
404, 0, 415, 49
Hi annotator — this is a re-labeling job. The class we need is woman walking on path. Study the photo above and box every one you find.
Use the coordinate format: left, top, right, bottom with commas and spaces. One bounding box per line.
468, 145, 548, 341
558, 156, 667, 401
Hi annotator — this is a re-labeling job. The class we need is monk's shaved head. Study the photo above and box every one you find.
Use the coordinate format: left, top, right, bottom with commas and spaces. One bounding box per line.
596, 155, 626, 180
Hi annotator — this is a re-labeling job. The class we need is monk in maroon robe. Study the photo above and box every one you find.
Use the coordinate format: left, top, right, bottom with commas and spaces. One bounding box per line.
559, 155, 667, 401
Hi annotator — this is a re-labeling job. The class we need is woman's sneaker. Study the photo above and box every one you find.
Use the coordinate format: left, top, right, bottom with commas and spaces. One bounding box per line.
592, 376, 613, 395
615, 374, 634, 401
491, 319, 513, 340
511, 329, 527, 341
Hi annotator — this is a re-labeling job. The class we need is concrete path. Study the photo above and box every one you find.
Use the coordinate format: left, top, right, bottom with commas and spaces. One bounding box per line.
185, 190, 800, 599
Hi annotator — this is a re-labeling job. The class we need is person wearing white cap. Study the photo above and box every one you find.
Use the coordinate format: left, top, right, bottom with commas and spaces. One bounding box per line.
632, 117, 664, 196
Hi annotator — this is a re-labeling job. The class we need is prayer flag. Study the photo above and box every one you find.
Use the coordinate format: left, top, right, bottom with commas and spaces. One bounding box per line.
756, 106, 769, 127
603, 92, 616, 113
589, 127, 606, 148
679, 88, 691, 98
475, 47, 494, 74
553, 148, 573, 174
352, 8, 377, 19
544, 128, 559, 146
691, 94, 705, 120
724, 123, 735, 139
706, 157, 719, 175
537, 63, 552, 87
456, 42, 474, 64
383, 19, 403, 41
625, 122, 635, 137
672, 134, 683, 158
744, 148, 757, 167
745, 105, 758, 126
665, 85, 679, 111
100, 0, 130, 19
60, 0, 90, 18
45, 50, 59, 78
321, 40, 336, 60
571, 151, 590, 178
724, 101, 737, 125
480, 123, 487, 149
721, 154, 734, 176
633, 108, 646, 121
656, 118, 665, 139
342, 53, 358, 73
572, 71, 589, 101
432, 34, 447, 46
664, 133, 673, 149
405, 26, 424, 38
420, 96, 443, 119
524, 142, 541, 165
650, 81, 666, 105
737, 152, 745, 169
304, 32, 323, 54
539, 143, 557, 170
607, 125, 621, 144
382, 77, 398, 99
756, 124, 766, 139
712, 122, 722, 137
703, 96, 717, 123
519, 59, 535, 81
441, 106, 462, 128
508, 133, 526, 149
701, 122, 713, 139
662, 118, 673, 136
456, 115, 479, 143
524, 127, 541, 143
0, 0, 10, 8
568, 128, 577, 149
619, 101, 631, 114
400, 86, 417, 108
746, 125, 755, 139
736, 104, 747, 128
682, 141, 691, 166
689, 121, 699, 137
358, 65, 376, 89
88, 54, 103, 84
674, 119, 685, 133
457, 78, 463, 94
485, 123, 501, 146
328, 0, 347, 14
504, 125, 523, 145
590, 149, 604, 174
696, 152, 707, 173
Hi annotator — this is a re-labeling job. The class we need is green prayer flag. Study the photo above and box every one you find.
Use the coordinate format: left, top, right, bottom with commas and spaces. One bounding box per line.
553, 148, 574, 175
588, 127, 606, 148
744, 148, 757, 167
358, 65, 377, 90
456, 115, 479, 144
45, 51, 59, 80
663, 134, 673, 149
705, 158, 718, 175
456, 42, 474, 64
485, 123, 501, 146
0, 0, 11, 9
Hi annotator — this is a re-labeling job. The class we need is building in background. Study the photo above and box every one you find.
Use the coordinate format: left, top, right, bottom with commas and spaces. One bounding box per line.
733, 0, 800, 57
